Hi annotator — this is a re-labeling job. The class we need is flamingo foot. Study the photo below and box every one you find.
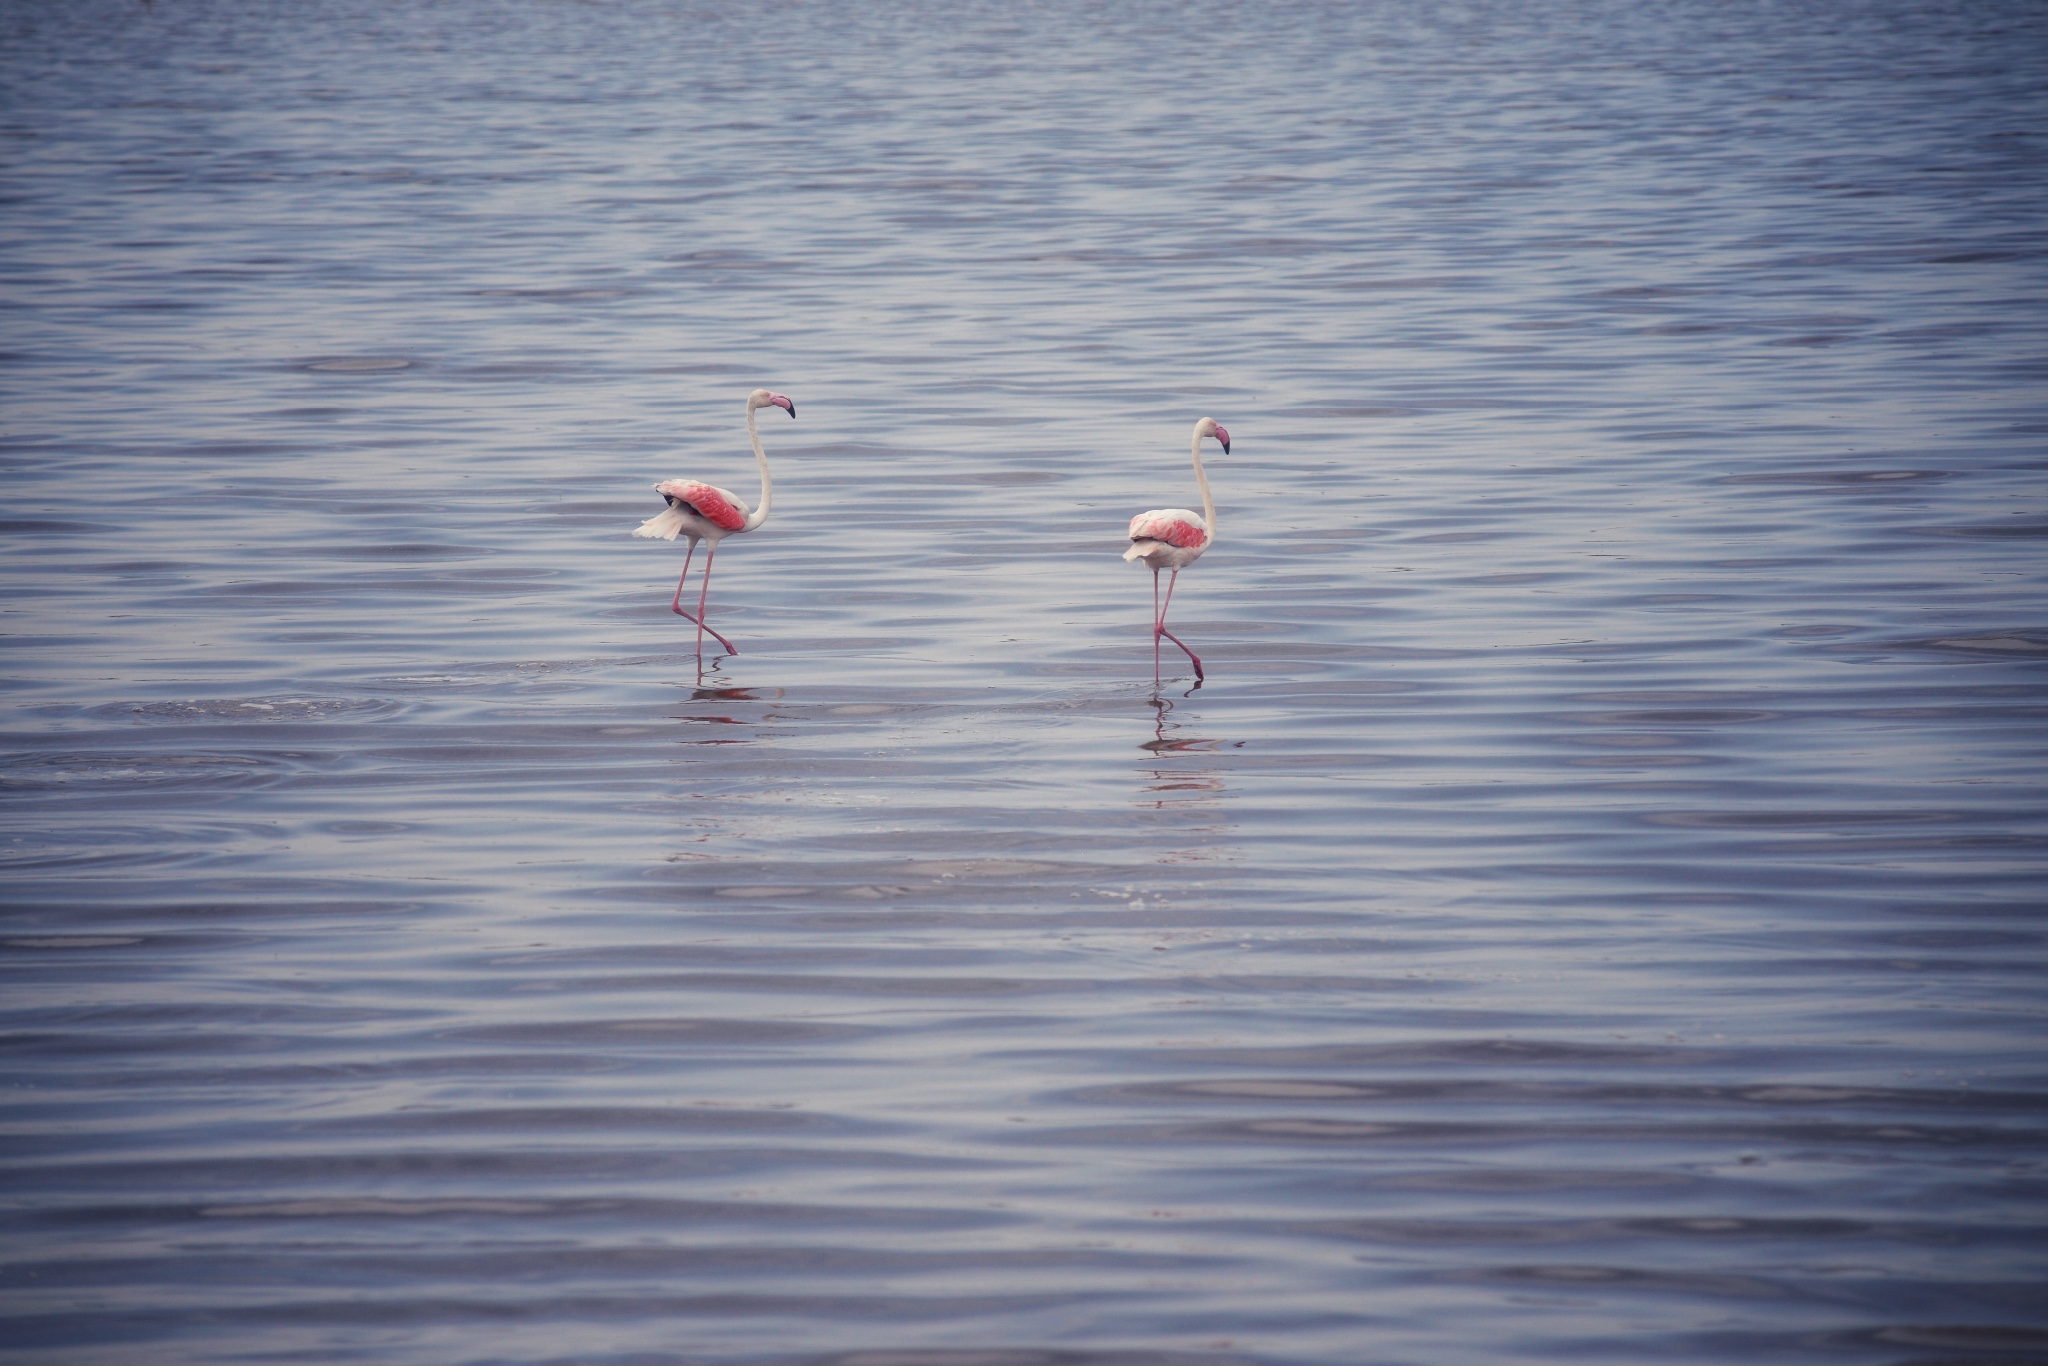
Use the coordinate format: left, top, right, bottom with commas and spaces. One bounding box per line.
1159, 626, 1204, 681
669, 604, 739, 655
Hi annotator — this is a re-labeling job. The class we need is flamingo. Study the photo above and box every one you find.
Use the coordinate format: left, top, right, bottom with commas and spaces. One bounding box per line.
632, 387, 795, 657
1123, 416, 1230, 683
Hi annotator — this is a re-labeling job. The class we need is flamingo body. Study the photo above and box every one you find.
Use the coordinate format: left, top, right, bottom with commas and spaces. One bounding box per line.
1124, 509, 1209, 567
640, 480, 751, 539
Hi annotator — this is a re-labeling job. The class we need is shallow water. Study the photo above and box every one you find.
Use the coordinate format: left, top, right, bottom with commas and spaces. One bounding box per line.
4, 1, 2047, 1363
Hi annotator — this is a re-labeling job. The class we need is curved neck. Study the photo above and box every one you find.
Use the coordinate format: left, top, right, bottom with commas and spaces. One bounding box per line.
1190, 430, 1215, 544
743, 404, 773, 531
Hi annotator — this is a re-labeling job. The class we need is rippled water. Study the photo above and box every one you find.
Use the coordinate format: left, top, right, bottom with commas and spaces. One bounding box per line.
5, 2, 2047, 1362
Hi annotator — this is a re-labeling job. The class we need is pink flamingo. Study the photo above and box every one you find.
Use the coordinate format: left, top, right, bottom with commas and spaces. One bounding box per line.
632, 388, 795, 657
1123, 416, 1230, 683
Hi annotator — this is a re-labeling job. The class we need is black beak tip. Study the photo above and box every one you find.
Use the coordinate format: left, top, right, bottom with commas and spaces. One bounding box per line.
1222, 439, 1231, 454
786, 403, 797, 418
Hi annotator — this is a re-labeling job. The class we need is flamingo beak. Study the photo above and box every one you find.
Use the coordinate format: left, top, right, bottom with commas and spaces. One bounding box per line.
1215, 425, 1231, 454
770, 393, 796, 418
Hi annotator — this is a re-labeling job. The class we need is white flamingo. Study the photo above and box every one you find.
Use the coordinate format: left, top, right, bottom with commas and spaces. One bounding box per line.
1123, 416, 1230, 683
632, 388, 795, 657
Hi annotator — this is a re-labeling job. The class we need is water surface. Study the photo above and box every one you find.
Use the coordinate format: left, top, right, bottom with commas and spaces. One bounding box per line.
4, 2, 2047, 1363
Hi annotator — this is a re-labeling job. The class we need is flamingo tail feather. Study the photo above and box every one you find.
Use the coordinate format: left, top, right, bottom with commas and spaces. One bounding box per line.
634, 506, 689, 541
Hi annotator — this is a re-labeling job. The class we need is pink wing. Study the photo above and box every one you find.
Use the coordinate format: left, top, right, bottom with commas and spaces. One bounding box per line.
655, 480, 747, 532
1128, 512, 1207, 549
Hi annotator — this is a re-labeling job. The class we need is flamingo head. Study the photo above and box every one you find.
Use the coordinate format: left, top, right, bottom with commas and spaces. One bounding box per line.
1196, 416, 1230, 454
749, 388, 796, 419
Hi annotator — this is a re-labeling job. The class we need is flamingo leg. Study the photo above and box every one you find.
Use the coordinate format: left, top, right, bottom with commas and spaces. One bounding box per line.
1156, 568, 1203, 681
1151, 568, 1164, 683
692, 542, 738, 657
668, 539, 698, 615
668, 538, 739, 655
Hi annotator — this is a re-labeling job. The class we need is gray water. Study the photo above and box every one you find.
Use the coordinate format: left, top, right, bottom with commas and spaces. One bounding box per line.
4, 2, 2047, 1363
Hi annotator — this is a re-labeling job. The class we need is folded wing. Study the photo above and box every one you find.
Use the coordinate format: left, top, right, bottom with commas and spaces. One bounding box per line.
1127, 509, 1208, 550
653, 480, 750, 532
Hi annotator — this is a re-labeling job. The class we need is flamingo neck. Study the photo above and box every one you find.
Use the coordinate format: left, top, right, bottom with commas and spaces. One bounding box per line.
1190, 430, 1215, 546
743, 404, 773, 531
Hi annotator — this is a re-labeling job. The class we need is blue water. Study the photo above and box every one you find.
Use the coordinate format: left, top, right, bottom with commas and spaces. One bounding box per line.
4, 2, 2047, 1363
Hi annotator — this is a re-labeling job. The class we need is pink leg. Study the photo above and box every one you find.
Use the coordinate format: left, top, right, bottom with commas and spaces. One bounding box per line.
1151, 569, 1163, 683
670, 539, 738, 655
692, 542, 738, 656
1156, 568, 1203, 681
668, 540, 698, 615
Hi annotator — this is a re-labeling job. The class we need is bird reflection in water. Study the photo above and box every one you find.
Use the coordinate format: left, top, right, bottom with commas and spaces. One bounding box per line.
690, 685, 771, 704
670, 682, 784, 738
1138, 692, 1233, 816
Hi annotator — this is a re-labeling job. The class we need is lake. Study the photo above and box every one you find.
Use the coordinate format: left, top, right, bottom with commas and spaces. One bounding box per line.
3, 1, 2046, 1362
